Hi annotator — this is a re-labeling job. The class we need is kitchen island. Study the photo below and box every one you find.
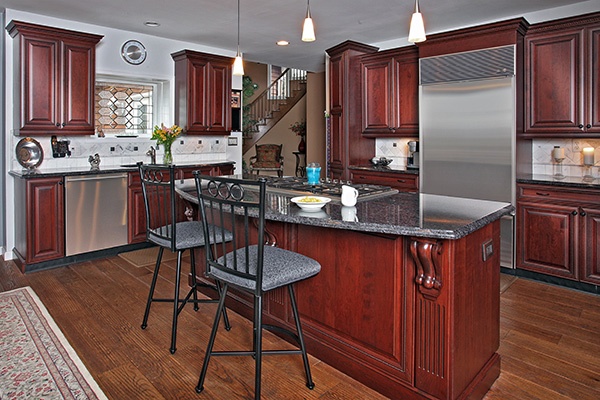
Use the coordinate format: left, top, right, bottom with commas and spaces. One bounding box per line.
176, 177, 513, 400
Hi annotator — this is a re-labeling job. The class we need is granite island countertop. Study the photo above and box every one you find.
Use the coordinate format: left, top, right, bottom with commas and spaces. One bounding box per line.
175, 177, 513, 240
9, 160, 236, 179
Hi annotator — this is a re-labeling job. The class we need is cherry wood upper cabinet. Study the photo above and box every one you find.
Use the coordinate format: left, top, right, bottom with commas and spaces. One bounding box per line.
6, 21, 102, 136
325, 41, 378, 180
524, 13, 600, 137
360, 46, 419, 137
172, 50, 232, 135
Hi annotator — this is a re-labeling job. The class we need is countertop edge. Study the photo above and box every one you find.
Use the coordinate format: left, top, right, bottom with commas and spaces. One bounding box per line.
349, 165, 419, 175
517, 174, 600, 190
9, 161, 236, 179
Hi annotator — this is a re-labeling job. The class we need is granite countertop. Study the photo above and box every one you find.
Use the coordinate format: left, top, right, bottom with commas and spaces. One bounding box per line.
9, 160, 235, 179
175, 178, 512, 240
349, 165, 419, 175
517, 173, 600, 190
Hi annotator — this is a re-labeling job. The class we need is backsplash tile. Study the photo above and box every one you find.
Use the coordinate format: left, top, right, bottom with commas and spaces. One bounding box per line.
10, 135, 228, 171
375, 138, 413, 168
377, 137, 599, 180
532, 138, 600, 179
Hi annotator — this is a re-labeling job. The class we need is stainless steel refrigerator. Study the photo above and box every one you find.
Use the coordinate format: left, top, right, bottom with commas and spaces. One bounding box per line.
419, 45, 516, 268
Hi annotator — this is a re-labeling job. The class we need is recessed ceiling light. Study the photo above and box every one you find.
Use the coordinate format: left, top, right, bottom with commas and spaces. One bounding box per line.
144, 21, 161, 27
277, 40, 290, 46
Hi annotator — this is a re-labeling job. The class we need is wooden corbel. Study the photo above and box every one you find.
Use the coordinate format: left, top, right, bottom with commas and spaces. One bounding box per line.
410, 238, 443, 299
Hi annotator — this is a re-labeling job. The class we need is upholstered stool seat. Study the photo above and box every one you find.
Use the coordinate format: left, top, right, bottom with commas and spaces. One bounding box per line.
193, 173, 320, 398
138, 163, 232, 354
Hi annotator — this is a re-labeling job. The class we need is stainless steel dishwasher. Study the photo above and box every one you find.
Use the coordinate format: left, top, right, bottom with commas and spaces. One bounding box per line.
65, 173, 128, 256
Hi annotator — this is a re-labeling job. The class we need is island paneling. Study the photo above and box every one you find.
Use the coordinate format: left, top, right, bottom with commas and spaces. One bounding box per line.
177, 180, 511, 399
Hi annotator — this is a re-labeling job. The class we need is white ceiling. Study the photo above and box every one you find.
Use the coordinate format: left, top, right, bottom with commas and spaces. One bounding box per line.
0, 0, 594, 72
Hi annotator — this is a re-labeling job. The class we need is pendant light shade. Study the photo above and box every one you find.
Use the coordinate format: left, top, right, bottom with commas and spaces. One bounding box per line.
233, 53, 244, 76
408, 0, 426, 43
233, 0, 244, 76
302, 0, 316, 42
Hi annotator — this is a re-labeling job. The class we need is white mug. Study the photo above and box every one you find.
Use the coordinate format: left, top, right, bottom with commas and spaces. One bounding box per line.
341, 206, 358, 222
341, 185, 359, 207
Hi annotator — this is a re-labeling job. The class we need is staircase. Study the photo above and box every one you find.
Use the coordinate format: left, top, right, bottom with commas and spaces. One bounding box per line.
242, 68, 307, 153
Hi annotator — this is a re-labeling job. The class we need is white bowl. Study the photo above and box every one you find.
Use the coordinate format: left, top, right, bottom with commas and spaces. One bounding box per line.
291, 196, 331, 212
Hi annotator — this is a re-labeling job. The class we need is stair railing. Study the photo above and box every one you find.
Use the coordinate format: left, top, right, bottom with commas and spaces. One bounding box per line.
243, 68, 307, 137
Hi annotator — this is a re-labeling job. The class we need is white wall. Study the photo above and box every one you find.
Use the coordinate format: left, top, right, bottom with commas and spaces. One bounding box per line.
373, 0, 600, 50
2, 9, 238, 260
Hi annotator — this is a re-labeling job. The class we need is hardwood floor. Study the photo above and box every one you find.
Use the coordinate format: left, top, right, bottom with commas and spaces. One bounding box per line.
1, 255, 599, 399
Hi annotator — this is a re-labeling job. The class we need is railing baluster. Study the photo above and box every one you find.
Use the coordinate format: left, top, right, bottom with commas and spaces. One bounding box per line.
244, 68, 306, 137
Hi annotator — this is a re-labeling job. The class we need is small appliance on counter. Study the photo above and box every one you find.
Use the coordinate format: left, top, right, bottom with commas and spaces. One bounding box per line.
407, 141, 419, 169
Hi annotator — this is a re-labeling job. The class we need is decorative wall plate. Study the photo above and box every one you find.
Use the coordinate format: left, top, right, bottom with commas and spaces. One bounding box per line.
121, 40, 147, 65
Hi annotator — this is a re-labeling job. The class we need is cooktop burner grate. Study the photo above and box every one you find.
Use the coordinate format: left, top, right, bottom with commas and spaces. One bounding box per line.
259, 176, 398, 202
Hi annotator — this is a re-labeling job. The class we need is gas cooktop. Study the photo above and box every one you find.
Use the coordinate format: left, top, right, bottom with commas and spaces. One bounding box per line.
258, 176, 398, 202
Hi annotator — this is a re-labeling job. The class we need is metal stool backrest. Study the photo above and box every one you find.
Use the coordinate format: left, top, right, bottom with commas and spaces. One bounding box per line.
139, 163, 178, 252
194, 173, 267, 296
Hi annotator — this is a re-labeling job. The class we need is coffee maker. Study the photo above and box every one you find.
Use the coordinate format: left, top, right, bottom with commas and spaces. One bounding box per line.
407, 141, 419, 169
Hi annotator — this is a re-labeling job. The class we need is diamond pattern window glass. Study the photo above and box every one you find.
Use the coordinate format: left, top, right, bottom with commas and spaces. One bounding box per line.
95, 82, 154, 134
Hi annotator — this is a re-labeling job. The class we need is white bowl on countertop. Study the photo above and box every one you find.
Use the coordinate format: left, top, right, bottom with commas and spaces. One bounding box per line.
290, 196, 331, 212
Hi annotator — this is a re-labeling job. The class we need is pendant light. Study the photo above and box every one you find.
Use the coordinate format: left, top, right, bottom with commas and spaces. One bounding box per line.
233, 0, 244, 76
302, 0, 316, 42
408, 0, 426, 43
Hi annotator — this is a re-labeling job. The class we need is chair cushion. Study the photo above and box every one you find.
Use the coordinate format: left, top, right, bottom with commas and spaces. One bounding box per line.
148, 221, 232, 250
251, 161, 282, 169
252, 144, 282, 168
211, 245, 321, 292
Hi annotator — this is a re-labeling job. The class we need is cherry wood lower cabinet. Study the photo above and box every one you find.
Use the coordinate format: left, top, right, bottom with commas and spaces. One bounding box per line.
350, 169, 418, 192
128, 163, 235, 243
516, 183, 600, 285
196, 217, 502, 399
13, 176, 65, 270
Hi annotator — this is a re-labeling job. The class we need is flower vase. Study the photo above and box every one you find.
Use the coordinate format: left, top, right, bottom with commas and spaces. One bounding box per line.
298, 135, 306, 153
163, 143, 173, 164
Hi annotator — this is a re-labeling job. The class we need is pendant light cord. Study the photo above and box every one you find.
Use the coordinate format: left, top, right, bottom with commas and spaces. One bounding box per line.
237, 0, 241, 55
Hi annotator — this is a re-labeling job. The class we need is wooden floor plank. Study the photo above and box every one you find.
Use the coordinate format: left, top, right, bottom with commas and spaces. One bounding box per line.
2, 257, 600, 400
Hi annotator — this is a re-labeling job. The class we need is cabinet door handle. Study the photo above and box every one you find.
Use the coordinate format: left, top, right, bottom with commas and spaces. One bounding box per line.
62, 122, 66, 127
578, 124, 584, 129
58, 181, 63, 185
56, 123, 60, 127
586, 124, 592, 129
580, 209, 587, 217
535, 192, 550, 196
572, 210, 578, 216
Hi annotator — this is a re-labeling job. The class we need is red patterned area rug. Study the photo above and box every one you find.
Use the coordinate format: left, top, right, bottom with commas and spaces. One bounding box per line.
0, 287, 107, 399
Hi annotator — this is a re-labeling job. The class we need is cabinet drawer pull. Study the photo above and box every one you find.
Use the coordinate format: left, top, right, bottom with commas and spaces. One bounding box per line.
397, 179, 406, 183
572, 210, 578, 216
535, 192, 550, 196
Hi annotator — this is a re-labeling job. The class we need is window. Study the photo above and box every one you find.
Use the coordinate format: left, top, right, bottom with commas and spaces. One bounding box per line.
94, 75, 169, 136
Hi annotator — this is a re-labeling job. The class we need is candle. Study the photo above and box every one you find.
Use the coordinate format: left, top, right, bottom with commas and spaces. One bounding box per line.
552, 146, 564, 160
583, 147, 595, 166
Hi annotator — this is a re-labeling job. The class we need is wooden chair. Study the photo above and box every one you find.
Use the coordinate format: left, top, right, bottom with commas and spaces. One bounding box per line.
193, 173, 321, 398
249, 144, 284, 177
138, 163, 231, 354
